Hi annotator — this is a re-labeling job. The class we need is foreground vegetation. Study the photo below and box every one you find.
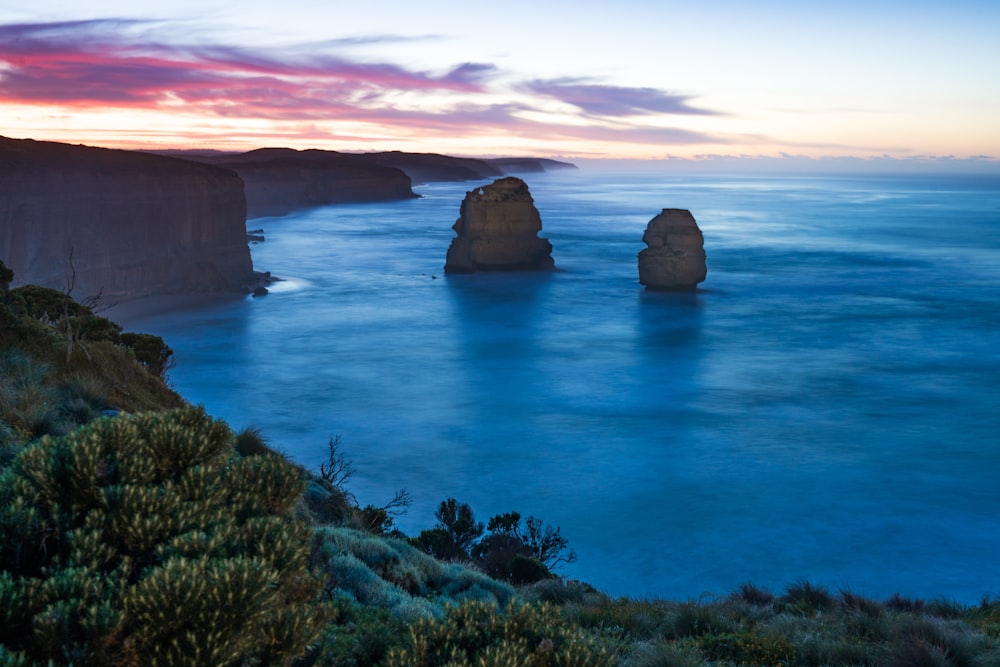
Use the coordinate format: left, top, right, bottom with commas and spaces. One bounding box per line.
2, 259, 998, 666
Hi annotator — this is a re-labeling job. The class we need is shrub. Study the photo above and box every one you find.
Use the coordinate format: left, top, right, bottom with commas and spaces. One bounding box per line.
669, 602, 737, 639
312, 526, 513, 620
840, 590, 885, 617
732, 582, 776, 607
697, 631, 797, 667
627, 640, 707, 667
0, 407, 329, 666
119, 332, 174, 380
386, 599, 611, 667
780, 580, 835, 615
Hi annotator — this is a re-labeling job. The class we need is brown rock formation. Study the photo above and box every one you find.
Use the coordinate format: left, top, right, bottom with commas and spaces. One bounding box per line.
444, 177, 554, 273
637, 209, 707, 290
0, 136, 256, 300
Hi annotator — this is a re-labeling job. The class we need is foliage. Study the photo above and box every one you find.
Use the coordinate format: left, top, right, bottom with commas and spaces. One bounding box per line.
0, 268, 182, 446
411, 498, 575, 585
0, 260, 12, 291
310, 526, 513, 620
299, 596, 408, 667
0, 407, 329, 666
696, 631, 797, 666
386, 599, 612, 667
119, 332, 174, 381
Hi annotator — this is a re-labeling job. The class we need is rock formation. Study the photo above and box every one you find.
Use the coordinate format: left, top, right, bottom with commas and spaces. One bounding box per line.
444, 177, 554, 273
0, 136, 256, 300
637, 209, 707, 290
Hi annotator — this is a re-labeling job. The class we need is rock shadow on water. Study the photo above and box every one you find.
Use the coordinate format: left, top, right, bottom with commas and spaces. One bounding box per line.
444, 271, 556, 334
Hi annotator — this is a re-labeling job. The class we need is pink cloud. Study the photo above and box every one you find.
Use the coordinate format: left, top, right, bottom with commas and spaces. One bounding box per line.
0, 20, 489, 109
523, 78, 718, 117
0, 19, 724, 148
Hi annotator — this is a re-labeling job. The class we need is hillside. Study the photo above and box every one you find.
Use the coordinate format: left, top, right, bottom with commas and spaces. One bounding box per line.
2, 259, 999, 666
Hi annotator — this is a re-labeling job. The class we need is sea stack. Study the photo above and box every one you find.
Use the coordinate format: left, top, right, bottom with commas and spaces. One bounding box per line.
444, 177, 554, 273
637, 209, 707, 290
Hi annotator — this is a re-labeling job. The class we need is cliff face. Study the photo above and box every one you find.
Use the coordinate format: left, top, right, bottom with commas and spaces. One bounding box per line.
444, 177, 554, 273
0, 137, 255, 300
185, 148, 417, 218
637, 208, 707, 290
163, 149, 577, 217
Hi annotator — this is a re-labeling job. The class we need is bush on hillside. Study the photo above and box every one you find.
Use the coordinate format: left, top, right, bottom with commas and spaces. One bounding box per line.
386, 599, 611, 667
411, 498, 575, 585
0, 406, 329, 666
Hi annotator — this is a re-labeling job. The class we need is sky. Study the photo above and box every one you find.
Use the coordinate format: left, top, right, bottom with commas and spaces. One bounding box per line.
1, 1, 999, 164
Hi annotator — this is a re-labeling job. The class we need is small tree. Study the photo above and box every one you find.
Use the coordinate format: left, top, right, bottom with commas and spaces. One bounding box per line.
0, 260, 12, 291
120, 332, 175, 381
434, 497, 484, 554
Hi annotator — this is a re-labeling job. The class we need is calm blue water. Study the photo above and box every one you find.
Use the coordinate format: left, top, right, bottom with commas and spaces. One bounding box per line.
121, 168, 1000, 603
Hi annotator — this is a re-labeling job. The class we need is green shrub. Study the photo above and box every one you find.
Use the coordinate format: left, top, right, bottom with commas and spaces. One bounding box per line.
119, 332, 173, 380
626, 640, 707, 667
312, 526, 514, 620
780, 580, 835, 615
696, 631, 796, 666
732, 582, 776, 607
0, 407, 329, 666
386, 599, 611, 667
669, 601, 737, 639
301, 596, 408, 667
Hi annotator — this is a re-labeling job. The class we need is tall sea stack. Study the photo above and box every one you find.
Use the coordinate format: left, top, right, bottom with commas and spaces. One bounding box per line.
637, 208, 707, 290
0, 137, 256, 300
444, 177, 554, 273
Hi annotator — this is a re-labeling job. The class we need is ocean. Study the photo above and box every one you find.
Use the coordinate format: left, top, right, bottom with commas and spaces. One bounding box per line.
117, 167, 1000, 603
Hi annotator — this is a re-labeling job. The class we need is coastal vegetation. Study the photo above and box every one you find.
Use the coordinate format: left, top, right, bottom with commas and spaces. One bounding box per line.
2, 257, 999, 666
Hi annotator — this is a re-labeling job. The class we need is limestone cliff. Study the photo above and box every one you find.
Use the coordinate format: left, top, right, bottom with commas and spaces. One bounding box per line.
444, 177, 554, 273
196, 148, 418, 218
0, 137, 255, 300
161, 149, 576, 217
637, 209, 707, 290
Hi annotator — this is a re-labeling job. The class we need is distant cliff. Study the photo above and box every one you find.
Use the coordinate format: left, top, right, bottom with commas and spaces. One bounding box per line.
359, 152, 576, 184
163, 148, 576, 218
185, 148, 419, 218
0, 137, 256, 301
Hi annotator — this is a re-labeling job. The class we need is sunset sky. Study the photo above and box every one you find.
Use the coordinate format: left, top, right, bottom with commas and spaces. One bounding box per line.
2, 1, 998, 164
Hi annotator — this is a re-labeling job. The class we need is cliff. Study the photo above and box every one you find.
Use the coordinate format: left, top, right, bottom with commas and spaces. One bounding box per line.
361, 152, 576, 184
637, 208, 707, 290
164, 149, 576, 217
191, 148, 418, 218
444, 177, 554, 273
0, 137, 256, 301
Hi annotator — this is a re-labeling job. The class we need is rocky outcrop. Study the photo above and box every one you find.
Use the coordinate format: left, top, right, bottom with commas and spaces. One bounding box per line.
637, 209, 707, 290
0, 136, 256, 300
444, 177, 554, 273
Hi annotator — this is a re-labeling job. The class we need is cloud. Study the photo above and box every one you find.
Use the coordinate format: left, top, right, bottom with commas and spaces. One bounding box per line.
0, 20, 489, 109
0, 18, 723, 153
523, 78, 719, 117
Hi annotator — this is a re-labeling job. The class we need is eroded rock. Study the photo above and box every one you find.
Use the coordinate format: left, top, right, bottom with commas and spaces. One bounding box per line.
637, 209, 707, 290
444, 177, 554, 273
